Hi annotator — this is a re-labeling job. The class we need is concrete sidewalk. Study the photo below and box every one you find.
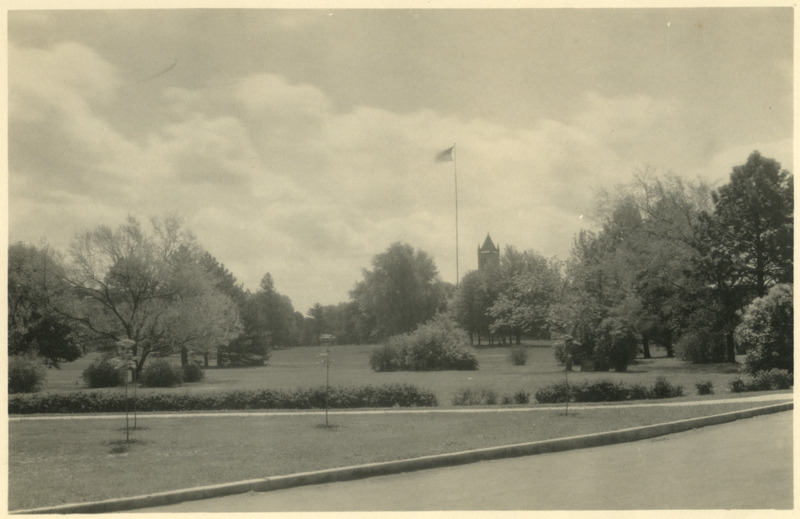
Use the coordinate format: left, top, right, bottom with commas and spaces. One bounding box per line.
8, 392, 793, 421
11, 400, 792, 514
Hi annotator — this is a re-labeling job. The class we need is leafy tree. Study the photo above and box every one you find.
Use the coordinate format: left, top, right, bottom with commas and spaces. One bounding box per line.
350, 242, 447, 340
56, 216, 242, 376
736, 283, 793, 374
8, 242, 81, 367
451, 269, 500, 345
488, 247, 562, 343
687, 152, 793, 362
711, 151, 793, 298
239, 273, 300, 350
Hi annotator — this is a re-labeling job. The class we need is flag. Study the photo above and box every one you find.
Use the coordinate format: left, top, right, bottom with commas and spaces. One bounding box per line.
436, 146, 454, 162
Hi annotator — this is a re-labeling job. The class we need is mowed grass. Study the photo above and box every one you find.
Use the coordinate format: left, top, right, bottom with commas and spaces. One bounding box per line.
36, 342, 747, 405
10, 342, 790, 510
8, 401, 786, 511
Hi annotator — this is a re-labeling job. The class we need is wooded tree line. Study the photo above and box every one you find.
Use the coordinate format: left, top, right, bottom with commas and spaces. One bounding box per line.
8, 152, 793, 374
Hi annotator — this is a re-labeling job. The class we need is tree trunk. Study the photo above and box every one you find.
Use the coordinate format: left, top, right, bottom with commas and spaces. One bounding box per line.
725, 331, 736, 363
641, 334, 652, 359
180, 346, 189, 367
665, 334, 674, 358
203, 352, 210, 367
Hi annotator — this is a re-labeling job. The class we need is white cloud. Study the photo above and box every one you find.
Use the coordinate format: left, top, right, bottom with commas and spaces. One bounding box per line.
8, 37, 791, 312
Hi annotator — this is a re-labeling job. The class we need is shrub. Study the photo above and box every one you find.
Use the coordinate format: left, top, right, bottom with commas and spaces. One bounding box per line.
82, 356, 121, 388
8, 383, 438, 414
371, 315, 478, 372
764, 368, 793, 390
736, 284, 793, 375
695, 380, 714, 395
535, 378, 685, 404
594, 317, 639, 372
649, 376, 684, 399
730, 369, 793, 392
535, 382, 572, 404
552, 335, 588, 369
8, 354, 47, 394
182, 363, 205, 383
512, 389, 530, 404
217, 334, 270, 367
729, 377, 748, 393
140, 359, 183, 388
509, 346, 529, 366
369, 342, 403, 372
675, 328, 727, 364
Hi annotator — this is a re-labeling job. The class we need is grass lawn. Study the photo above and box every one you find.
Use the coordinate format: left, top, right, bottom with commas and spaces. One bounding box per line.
37, 343, 748, 405
8, 399, 789, 511
11, 343, 785, 510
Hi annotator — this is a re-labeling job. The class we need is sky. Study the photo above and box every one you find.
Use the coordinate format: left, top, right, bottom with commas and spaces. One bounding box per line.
6, 5, 794, 314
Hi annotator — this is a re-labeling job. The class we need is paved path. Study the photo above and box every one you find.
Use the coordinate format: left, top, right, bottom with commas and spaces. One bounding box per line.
141, 410, 792, 511
9, 393, 792, 421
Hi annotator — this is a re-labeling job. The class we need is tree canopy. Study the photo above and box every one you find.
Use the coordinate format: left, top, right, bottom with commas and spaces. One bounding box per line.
350, 242, 447, 340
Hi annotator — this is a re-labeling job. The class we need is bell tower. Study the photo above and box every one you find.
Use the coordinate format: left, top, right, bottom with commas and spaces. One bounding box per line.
477, 233, 500, 270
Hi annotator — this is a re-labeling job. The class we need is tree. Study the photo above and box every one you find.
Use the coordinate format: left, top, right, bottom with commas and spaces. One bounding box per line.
350, 242, 447, 340
238, 273, 300, 350
488, 247, 562, 344
711, 151, 793, 298
56, 216, 242, 376
451, 269, 500, 345
688, 152, 793, 362
8, 242, 81, 367
735, 283, 793, 374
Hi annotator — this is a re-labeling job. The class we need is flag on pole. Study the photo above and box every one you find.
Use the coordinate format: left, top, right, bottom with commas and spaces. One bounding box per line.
436, 146, 455, 162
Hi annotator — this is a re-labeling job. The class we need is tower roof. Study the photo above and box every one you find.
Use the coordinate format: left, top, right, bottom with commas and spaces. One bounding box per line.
479, 233, 498, 253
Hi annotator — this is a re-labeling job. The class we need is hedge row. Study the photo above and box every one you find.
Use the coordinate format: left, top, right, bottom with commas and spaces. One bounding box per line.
729, 368, 792, 393
8, 383, 438, 414
535, 376, 684, 404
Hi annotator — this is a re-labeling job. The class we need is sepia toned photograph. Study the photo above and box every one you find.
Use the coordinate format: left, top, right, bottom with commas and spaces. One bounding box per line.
6, 3, 794, 514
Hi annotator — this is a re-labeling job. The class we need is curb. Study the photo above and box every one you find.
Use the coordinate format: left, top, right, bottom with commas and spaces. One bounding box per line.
12, 401, 792, 514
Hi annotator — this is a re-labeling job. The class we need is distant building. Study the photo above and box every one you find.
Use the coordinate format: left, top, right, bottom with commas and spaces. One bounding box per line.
477, 233, 500, 270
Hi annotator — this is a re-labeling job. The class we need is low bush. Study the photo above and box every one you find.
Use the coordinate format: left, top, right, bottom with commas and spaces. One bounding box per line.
8, 383, 438, 414
453, 388, 530, 406
82, 357, 121, 389
535, 377, 684, 404
181, 363, 205, 383
140, 359, 183, 388
649, 376, 684, 399
512, 389, 530, 404
371, 315, 478, 372
729, 369, 793, 393
695, 380, 714, 395
8, 354, 47, 394
509, 346, 529, 366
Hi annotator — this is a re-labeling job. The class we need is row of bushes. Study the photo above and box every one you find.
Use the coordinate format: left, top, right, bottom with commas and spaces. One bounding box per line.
370, 316, 479, 372
8, 383, 438, 414
83, 358, 205, 389
535, 376, 684, 404
451, 388, 531, 406
729, 369, 792, 392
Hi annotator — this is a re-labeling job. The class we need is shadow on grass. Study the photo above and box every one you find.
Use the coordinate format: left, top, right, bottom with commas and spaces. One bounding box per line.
107, 439, 145, 454
314, 424, 341, 431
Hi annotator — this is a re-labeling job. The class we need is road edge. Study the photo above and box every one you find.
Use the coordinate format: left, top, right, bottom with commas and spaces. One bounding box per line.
11, 401, 793, 514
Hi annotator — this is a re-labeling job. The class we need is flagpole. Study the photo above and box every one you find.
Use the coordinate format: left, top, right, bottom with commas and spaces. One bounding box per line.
453, 142, 459, 287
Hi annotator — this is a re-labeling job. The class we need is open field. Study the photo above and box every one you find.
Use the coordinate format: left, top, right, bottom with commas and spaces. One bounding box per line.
8, 399, 790, 511
37, 342, 748, 405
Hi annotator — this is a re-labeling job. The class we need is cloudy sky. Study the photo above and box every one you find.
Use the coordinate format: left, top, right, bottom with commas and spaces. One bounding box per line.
7, 6, 793, 313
